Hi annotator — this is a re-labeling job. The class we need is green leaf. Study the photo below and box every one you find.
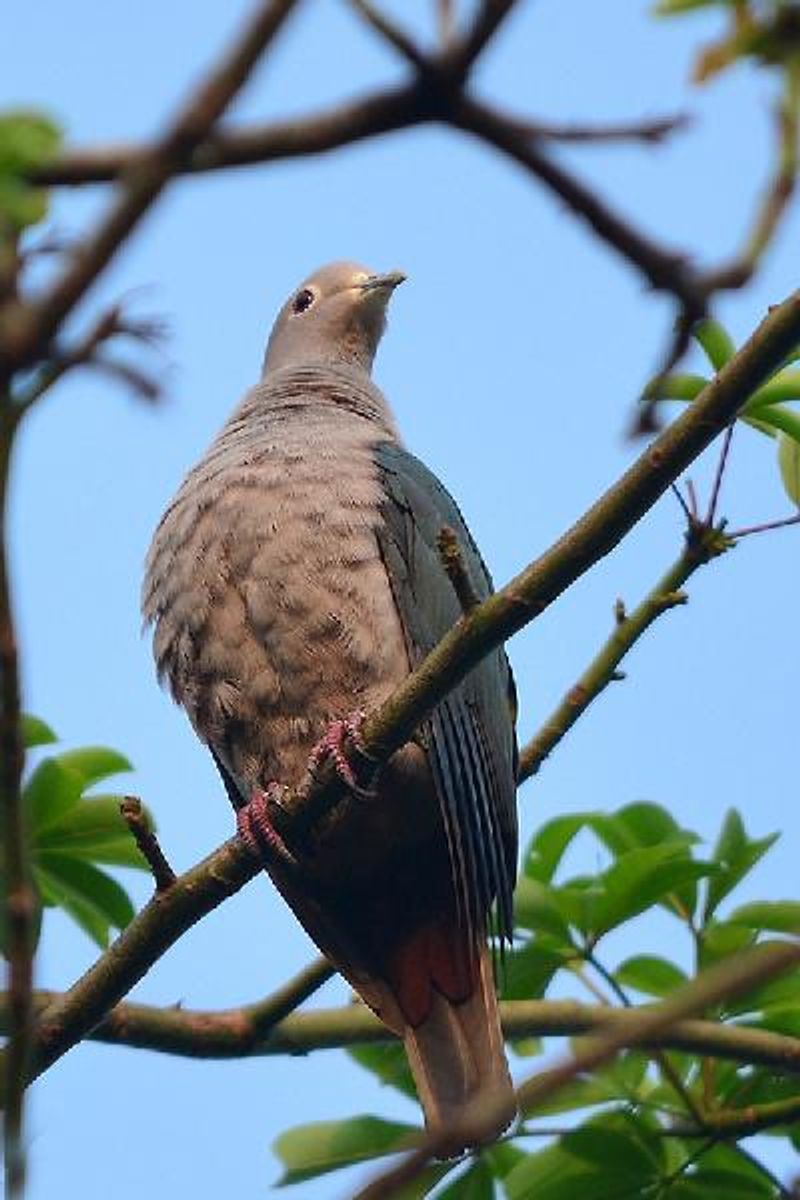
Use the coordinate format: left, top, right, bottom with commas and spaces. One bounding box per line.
651, 372, 709, 401
745, 369, 800, 409
514, 878, 573, 941
672, 1170, 773, 1198
590, 801, 698, 856
703, 808, 778, 922
778, 431, 800, 506
727, 900, 800, 934
36, 795, 153, 869
22, 757, 83, 833
699, 919, 757, 968
589, 843, 712, 940
505, 1115, 659, 1200
273, 1116, 419, 1186
0, 110, 61, 230
754, 403, 800, 443
348, 1043, 417, 1100
564, 1112, 663, 1175
591, 802, 701, 918
654, 0, 728, 13
524, 812, 592, 883
501, 940, 570, 1001
615, 954, 688, 998
36, 853, 134, 935
694, 318, 736, 371
55, 746, 132, 789
436, 1158, 493, 1199
21, 714, 57, 748
0, 111, 61, 173
34, 862, 111, 947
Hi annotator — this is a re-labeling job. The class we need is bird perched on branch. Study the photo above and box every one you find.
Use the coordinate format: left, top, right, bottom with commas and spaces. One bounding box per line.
143, 261, 519, 1152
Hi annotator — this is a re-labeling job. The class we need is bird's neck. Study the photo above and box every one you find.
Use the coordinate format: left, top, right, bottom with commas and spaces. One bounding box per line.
238, 364, 400, 440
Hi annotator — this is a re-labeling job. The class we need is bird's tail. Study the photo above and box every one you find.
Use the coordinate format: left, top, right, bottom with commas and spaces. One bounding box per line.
402, 944, 516, 1156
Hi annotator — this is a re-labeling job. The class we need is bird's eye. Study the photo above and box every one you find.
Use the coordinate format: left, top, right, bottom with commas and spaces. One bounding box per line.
292, 288, 315, 314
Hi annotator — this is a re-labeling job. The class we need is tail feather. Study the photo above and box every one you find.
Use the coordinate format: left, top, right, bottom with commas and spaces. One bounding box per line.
403, 945, 516, 1155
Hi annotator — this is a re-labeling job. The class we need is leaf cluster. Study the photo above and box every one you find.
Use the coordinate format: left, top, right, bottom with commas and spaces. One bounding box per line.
655, 318, 800, 506
275, 802, 800, 1196
2, 716, 152, 951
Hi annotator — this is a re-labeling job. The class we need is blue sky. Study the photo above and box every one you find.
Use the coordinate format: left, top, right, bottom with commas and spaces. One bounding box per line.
5, 1, 800, 1196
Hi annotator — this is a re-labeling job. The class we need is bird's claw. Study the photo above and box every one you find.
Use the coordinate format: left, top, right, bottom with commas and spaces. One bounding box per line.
307, 711, 377, 799
237, 784, 297, 866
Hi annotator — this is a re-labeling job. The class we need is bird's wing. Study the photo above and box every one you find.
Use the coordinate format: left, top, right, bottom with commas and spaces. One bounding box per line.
372, 440, 518, 944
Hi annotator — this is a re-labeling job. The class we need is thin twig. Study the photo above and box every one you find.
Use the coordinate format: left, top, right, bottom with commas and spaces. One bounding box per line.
511, 112, 690, 145
120, 797, 176, 892
701, 60, 800, 294
706, 424, 735, 525
0, 0, 300, 380
448, 93, 704, 310
12, 304, 166, 412
347, 0, 429, 71
437, 526, 480, 613
729, 513, 800, 539
517, 530, 723, 782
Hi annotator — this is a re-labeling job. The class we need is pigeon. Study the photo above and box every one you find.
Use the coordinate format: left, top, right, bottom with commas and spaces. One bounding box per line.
143, 261, 518, 1152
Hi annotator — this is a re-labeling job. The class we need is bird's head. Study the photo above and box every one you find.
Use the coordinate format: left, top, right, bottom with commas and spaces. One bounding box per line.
262, 261, 406, 376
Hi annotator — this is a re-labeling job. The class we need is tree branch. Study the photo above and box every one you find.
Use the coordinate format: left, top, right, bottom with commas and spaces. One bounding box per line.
0, 400, 29, 1196
0, 284, 794, 1111
517, 520, 732, 782
0, 0, 300, 380
448, 93, 703, 311
0, 838, 261, 1102
267, 285, 800, 851
4, 991, 800, 1077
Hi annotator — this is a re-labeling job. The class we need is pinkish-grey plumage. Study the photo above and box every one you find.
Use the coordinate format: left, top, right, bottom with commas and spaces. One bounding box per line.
143, 261, 518, 1151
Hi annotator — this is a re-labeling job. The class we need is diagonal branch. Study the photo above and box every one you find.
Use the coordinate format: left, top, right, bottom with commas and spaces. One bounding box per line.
0, 0, 300, 380
517, 520, 732, 782
1, 285, 798, 1104
268, 285, 800, 849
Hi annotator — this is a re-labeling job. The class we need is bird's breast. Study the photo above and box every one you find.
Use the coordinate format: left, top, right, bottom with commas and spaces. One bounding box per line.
144, 412, 409, 791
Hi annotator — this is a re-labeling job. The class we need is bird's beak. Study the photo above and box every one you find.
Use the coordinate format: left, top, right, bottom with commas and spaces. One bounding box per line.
359, 270, 407, 294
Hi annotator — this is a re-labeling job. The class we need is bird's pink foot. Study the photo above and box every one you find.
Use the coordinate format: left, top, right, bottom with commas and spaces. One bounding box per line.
307, 711, 376, 798
237, 784, 296, 866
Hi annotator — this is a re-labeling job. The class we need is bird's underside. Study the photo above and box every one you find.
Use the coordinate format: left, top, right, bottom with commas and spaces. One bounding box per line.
143, 262, 519, 1152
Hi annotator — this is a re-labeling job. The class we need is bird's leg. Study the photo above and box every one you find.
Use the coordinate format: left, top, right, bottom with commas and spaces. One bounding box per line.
307, 710, 378, 799
237, 783, 297, 867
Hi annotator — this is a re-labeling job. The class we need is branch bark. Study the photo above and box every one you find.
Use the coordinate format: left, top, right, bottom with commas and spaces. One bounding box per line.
4, 991, 800, 1076
0, 401, 29, 1197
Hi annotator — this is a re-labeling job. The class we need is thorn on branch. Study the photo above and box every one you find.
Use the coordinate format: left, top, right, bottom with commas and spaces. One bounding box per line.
437, 525, 480, 613
120, 797, 176, 892
614, 598, 627, 625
